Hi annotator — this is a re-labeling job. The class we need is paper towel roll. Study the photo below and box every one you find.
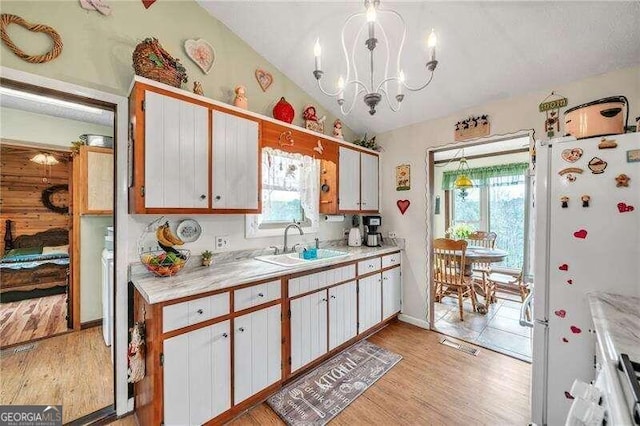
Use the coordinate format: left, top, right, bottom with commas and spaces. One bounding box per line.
324, 215, 345, 222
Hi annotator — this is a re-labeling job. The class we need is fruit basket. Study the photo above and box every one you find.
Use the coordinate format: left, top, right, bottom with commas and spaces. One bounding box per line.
140, 249, 190, 277
138, 216, 190, 278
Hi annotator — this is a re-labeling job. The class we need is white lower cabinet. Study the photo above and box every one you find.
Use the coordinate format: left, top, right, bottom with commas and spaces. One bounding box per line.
234, 304, 282, 405
358, 274, 382, 334
328, 281, 357, 350
163, 321, 231, 425
382, 267, 402, 320
290, 291, 328, 372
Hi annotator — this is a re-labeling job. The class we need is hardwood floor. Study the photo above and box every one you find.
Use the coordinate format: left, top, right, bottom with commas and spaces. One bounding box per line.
110, 321, 531, 426
0, 326, 114, 424
0, 293, 68, 348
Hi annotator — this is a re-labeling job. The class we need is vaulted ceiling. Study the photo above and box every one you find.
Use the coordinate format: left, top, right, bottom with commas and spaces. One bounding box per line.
199, 1, 640, 135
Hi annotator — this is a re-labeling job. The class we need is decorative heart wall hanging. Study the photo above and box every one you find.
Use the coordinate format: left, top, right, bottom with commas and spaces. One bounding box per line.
79, 0, 112, 16
0, 14, 63, 64
573, 229, 588, 239
397, 200, 410, 215
184, 39, 215, 74
141, 0, 156, 9
255, 69, 273, 92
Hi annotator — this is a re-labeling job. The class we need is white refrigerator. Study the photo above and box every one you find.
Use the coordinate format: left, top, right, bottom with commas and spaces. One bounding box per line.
528, 132, 640, 425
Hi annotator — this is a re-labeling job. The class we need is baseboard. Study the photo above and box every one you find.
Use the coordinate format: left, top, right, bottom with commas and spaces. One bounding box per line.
398, 314, 430, 330
81, 318, 103, 329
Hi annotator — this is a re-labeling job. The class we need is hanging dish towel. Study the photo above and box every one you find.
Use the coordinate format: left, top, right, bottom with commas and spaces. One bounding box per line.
127, 321, 146, 384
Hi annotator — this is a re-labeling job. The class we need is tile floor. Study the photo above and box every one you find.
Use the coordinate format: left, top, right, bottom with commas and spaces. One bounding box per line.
433, 294, 532, 362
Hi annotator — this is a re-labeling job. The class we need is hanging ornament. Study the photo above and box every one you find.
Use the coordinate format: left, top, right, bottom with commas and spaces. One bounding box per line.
539, 91, 568, 139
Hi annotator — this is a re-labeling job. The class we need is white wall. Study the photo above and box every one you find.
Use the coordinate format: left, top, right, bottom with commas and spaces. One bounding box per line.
80, 216, 112, 323
0, 107, 113, 148
377, 65, 640, 325
433, 151, 529, 238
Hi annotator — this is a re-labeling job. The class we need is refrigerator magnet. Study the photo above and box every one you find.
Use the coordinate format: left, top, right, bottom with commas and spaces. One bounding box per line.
561, 148, 583, 163
588, 157, 607, 174
597, 137, 617, 149
581, 195, 590, 207
626, 149, 640, 163
558, 167, 583, 182
615, 173, 631, 187
560, 196, 569, 208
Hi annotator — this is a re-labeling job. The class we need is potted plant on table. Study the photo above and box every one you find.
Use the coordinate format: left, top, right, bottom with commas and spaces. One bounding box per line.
201, 250, 213, 267
446, 223, 475, 240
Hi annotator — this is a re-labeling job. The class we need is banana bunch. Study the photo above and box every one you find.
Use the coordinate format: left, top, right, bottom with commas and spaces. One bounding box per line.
156, 222, 184, 247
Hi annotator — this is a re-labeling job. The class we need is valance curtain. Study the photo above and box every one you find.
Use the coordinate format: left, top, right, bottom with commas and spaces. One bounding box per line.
441, 162, 529, 190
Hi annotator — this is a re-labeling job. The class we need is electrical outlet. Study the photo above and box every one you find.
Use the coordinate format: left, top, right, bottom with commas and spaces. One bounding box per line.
388, 231, 398, 238
215, 236, 230, 249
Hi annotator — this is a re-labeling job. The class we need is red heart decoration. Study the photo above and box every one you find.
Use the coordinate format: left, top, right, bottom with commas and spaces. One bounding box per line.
554, 310, 566, 318
141, 0, 156, 8
570, 325, 582, 334
564, 391, 574, 400
559, 264, 569, 271
397, 200, 410, 215
567, 279, 573, 285
573, 229, 588, 239
562, 337, 569, 343
617, 202, 635, 213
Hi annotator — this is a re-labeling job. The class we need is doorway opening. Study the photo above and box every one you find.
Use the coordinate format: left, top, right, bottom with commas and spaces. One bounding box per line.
0, 78, 117, 423
427, 134, 534, 362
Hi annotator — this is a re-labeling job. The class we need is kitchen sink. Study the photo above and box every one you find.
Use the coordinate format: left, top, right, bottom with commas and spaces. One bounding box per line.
255, 249, 349, 267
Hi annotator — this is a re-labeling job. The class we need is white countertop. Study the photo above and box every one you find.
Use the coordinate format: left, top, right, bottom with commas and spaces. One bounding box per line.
587, 291, 640, 363
132, 245, 401, 304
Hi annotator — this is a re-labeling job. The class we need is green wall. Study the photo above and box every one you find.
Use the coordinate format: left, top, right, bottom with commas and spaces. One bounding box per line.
0, 0, 354, 140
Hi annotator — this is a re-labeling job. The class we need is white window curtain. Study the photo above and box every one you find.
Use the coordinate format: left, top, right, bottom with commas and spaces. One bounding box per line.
245, 148, 320, 238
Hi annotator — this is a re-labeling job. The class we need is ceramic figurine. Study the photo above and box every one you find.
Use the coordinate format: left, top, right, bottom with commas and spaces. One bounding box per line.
233, 85, 248, 109
303, 104, 325, 133
581, 195, 590, 208
193, 81, 204, 96
333, 119, 344, 139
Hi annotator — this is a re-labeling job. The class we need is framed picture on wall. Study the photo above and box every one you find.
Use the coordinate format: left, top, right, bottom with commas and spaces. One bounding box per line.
395, 164, 410, 191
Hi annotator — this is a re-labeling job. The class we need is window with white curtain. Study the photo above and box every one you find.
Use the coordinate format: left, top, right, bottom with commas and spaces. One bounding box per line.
245, 148, 319, 238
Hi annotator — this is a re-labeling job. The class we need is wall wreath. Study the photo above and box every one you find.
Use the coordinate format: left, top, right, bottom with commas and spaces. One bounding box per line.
0, 14, 63, 64
42, 184, 69, 214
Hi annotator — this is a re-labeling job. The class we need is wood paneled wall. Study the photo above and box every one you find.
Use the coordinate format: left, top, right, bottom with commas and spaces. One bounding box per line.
0, 145, 71, 254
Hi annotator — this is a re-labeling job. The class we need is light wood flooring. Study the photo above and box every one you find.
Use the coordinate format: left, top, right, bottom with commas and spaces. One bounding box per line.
0, 293, 68, 348
0, 326, 114, 424
110, 321, 531, 426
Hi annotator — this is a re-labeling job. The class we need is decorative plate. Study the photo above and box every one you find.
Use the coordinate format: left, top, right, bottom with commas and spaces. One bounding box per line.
184, 38, 216, 74
176, 219, 202, 243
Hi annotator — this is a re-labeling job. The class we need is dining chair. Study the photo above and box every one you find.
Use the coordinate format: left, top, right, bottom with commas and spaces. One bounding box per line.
433, 238, 477, 321
486, 269, 529, 303
466, 231, 497, 304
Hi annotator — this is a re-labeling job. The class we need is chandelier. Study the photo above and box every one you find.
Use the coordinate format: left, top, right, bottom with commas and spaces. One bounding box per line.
454, 155, 474, 201
312, 0, 439, 116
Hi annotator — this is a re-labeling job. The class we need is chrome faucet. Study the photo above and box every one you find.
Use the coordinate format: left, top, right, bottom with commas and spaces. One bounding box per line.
283, 223, 304, 253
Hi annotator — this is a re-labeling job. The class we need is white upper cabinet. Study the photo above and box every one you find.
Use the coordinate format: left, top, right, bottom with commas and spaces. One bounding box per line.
290, 291, 328, 372
360, 152, 379, 211
144, 91, 209, 209
338, 146, 379, 212
211, 110, 260, 211
338, 146, 361, 211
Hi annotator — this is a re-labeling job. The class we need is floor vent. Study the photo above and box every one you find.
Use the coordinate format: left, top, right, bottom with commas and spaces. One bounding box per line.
1, 343, 37, 357
440, 337, 479, 356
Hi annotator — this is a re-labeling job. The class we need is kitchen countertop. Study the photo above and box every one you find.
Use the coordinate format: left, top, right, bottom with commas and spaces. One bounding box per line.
132, 245, 401, 305
587, 291, 640, 363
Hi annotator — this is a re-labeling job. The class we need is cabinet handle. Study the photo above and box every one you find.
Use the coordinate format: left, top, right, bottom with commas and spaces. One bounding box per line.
200, 194, 206, 200
196, 309, 204, 314
215, 195, 222, 200
257, 292, 264, 298
222, 333, 229, 338
238, 327, 245, 332
369, 265, 374, 268
383, 277, 388, 281
330, 295, 336, 299
321, 298, 327, 302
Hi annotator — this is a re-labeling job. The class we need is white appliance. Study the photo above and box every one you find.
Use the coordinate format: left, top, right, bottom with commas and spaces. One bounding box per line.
525, 133, 640, 425
348, 227, 362, 247
101, 247, 114, 356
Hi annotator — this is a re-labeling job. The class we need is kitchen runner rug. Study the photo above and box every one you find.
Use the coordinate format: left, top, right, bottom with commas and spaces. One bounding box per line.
267, 340, 402, 425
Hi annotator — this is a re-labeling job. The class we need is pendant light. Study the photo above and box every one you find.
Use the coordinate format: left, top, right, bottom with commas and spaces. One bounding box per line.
30, 152, 59, 183
454, 153, 473, 200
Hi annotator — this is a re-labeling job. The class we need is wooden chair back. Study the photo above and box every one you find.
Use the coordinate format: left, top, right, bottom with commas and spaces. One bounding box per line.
433, 238, 467, 287
466, 231, 497, 249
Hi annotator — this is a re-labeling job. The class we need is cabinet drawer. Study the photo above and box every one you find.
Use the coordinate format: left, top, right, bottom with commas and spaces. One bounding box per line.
288, 264, 356, 297
382, 252, 401, 269
163, 293, 229, 333
358, 257, 382, 275
234, 280, 281, 311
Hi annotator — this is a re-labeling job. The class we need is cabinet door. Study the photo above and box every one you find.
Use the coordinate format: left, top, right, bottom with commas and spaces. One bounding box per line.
358, 274, 382, 334
329, 281, 357, 350
211, 110, 260, 210
163, 321, 230, 425
360, 152, 379, 211
338, 146, 361, 211
382, 267, 402, 320
290, 291, 328, 372
144, 91, 209, 209
234, 304, 281, 404
84, 147, 113, 213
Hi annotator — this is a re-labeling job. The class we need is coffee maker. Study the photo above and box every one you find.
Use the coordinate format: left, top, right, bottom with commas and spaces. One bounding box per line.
363, 215, 383, 247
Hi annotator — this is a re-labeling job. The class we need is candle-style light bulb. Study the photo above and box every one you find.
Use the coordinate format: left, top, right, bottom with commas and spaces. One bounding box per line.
427, 29, 437, 62
337, 76, 345, 90
366, 4, 376, 22
313, 38, 322, 71
337, 75, 345, 102
397, 70, 405, 95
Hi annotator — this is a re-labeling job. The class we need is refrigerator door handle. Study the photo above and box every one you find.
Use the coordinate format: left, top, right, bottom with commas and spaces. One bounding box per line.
519, 291, 535, 327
